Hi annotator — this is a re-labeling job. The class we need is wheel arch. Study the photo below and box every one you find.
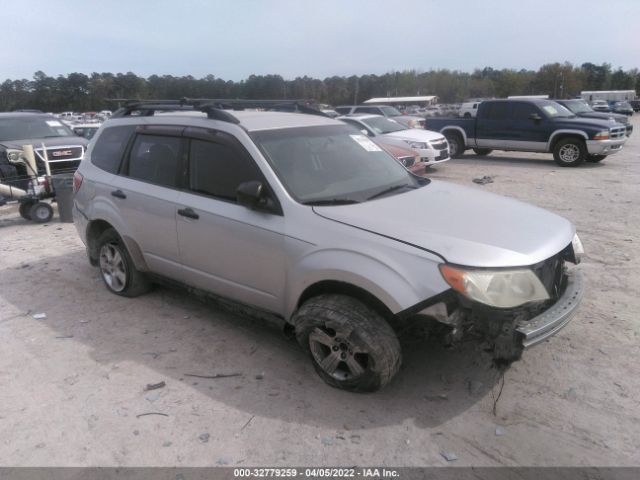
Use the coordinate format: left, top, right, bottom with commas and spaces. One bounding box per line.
441, 126, 468, 145
86, 219, 148, 271
548, 130, 588, 151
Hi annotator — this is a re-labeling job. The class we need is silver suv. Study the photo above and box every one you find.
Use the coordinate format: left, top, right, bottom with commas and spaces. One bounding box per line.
73, 100, 585, 392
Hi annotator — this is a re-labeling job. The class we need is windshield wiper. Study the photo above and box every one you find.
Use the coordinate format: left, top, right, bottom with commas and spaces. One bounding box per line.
303, 198, 361, 206
367, 183, 416, 201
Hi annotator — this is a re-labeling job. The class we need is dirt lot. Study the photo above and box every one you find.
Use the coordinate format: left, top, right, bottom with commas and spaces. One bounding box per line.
1, 118, 639, 467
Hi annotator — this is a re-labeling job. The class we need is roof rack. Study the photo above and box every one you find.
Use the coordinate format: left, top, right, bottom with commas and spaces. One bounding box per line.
109, 98, 328, 124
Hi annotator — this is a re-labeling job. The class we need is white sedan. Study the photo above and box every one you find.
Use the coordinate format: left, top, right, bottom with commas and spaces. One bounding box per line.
339, 114, 450, 165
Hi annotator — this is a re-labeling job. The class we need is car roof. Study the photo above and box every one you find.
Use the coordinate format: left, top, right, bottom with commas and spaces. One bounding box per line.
337, 114, 383, 121
0, 112, 56, 119
115, 110, 342, 132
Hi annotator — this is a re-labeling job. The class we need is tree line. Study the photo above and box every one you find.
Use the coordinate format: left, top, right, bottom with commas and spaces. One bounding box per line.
0, 62, 638, 113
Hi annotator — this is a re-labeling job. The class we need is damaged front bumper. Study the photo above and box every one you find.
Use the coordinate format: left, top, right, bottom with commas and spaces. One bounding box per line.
516, 270, 585, 347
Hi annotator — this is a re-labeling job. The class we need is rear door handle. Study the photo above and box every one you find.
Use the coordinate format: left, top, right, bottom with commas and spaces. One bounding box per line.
111, 189, 126, 199
177, 207, 199, 220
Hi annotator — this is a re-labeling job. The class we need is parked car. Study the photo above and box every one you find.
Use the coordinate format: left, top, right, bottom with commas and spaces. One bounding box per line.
375, 141, 429, 174
629, 100, 640, 112
554, 99, 632, 137
591, 100, 611, 112
0, 113, 88, 184
334, 105, 425, 129
609, 101, 634, 116
72, 123, 102, 140
459, 102, 481, 118
425, 99, 627, 166
73, 100, 585, 392
338, 114, 450, 165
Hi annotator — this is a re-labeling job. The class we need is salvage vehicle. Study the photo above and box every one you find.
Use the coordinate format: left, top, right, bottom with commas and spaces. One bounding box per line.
424, 99, 627, 166
591, 100, 611, 112
609, 101, 634, 116
554, 99, 632, 137
334, 105, 425, 129
338, 114, 450, 166
73, 99, 585, 392
0, 113, 88, 183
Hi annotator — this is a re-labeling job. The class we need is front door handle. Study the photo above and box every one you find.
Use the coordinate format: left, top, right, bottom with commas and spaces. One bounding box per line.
111, 189, 126, 199
177, 207, 199, 220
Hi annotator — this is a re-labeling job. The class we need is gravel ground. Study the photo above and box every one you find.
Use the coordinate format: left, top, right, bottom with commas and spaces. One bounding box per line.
0, 117, 639, 467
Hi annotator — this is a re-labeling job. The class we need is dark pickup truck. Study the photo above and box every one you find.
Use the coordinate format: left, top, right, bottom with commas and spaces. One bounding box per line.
424, 99, 628, 167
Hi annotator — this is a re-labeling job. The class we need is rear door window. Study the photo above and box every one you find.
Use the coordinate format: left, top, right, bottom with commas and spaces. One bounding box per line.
484, 103, 510, 120
126, 134, 183, 188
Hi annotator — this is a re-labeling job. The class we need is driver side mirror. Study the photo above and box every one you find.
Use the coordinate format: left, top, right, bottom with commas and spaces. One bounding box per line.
237, 180, 281, 214
529, 113, 542, 122
360, 129, 371, 137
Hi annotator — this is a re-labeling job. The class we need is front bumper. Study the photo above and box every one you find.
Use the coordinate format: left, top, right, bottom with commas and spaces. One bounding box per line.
516, 270, 585, 348
586, 138, 626, 155
417, 147, 451, 165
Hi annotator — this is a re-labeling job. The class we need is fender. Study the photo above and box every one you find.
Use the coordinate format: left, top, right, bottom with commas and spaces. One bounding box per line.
546, 130, 589, 151
440, 126, 468, 146
86, 197, 149, 272
285, 248, 447, 320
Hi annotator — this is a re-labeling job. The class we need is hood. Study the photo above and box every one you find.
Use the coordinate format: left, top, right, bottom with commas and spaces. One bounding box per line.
552, 116, 620, 132
576, 111, 627, 124
383, 128, 445, 142
314, 180, 574, 268
0, 135, 89, 150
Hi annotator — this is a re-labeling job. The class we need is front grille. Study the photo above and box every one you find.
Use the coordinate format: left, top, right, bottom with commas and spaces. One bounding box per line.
399, 156, 415, 167
33, 145, 84, 174
610, 127, 626, 139
531, 248, 570, 300
431, 140, 448, 150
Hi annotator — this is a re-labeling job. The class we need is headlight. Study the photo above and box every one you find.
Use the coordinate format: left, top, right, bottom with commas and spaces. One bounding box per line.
403, 140, 428, 149
439, 264, 550, 308
571, 233, 584, 264
6, 149, 24, 163
593, 131, 609, 140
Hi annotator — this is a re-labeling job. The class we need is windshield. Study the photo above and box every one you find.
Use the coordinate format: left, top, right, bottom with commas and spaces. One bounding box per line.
361, 116, 407, 134
251, 125, 424, 204
563, 100, 592, 114
0, 116, 74, 142
538, 101, 574, 118
380, 106, 402, 116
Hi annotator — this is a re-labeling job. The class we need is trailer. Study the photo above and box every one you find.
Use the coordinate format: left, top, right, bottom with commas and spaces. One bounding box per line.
581, 90, 636, 102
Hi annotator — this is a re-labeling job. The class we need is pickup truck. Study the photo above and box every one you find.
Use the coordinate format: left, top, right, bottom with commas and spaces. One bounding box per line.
424, 99, 628, 167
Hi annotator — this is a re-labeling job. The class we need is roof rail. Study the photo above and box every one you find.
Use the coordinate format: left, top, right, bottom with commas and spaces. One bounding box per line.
109, 98, 328, 122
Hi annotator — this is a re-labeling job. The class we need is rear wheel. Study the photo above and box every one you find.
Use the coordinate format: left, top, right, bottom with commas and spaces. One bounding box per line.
472, 148, 493, 156
29, 202, 53, 223
586, 154, 606, 163
553, 138, 586, 167
19, 201, 33, 220
444, 132, 465, 158
96, 228, 151, 297
294, 294, 401, 392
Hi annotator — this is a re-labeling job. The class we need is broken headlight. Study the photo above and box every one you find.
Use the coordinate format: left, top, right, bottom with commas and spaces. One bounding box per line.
439, 264, 550, 308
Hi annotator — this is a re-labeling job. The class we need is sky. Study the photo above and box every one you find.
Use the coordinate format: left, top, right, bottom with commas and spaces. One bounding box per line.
0, 0, 638, 81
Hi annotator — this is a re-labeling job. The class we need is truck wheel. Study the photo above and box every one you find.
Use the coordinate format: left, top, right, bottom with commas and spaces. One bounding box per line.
294, 294, 401, 392
586, 154, 606, 163
445, 132, 465, 158
553, 138, 586, 167
29, 202, 53, 223
96, 228, 151, 297
472, 148, 493, 156
19, 201, 33, 220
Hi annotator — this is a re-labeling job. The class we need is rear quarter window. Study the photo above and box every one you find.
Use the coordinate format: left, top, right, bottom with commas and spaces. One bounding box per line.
90, 125, 136, 173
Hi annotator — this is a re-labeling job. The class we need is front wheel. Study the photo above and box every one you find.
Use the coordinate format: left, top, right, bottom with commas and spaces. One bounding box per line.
96, 228, 151, 297
445, 132, 465, 158
19, 201, 33, 220
586, 154, 606, 163
473, 148, 493, 156
553, 138, 586, 167
294, 294, 401, 392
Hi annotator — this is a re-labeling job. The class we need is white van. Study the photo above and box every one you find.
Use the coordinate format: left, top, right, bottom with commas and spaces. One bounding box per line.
459, 102, 480, 118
